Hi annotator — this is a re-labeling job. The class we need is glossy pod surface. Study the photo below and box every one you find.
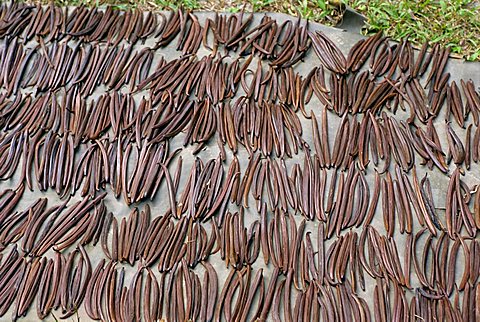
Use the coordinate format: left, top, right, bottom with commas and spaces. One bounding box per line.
0, 3, 479, 321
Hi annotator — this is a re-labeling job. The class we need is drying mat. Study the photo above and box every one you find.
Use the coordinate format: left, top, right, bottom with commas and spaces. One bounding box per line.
0, 4, 479, 321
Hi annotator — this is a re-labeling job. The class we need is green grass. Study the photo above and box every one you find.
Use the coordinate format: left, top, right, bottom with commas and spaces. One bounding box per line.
152, 0, 200, 10
200, 0, 342, 23
28, 0, 480, 61
348, 0, 480, 61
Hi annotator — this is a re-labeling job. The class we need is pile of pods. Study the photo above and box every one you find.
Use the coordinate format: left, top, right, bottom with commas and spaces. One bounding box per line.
0, 2, 479, 321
